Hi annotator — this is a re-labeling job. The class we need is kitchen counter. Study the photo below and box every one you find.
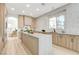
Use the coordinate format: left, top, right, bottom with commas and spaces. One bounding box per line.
57, 32, 79, 36
21, 32, 52, 55
23, 32, 52, 39
52, 32, 79, 52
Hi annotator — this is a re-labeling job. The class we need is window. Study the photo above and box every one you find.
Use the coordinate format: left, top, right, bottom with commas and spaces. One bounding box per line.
57, 15, 65, 29
49, 17, 56, 29
49, 15, 65, 30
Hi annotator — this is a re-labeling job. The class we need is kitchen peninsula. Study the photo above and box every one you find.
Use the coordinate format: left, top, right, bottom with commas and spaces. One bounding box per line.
21, 32, 52, 55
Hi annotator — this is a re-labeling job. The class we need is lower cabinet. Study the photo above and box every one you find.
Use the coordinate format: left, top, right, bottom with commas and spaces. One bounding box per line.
66, 35, 70, 49
52, 32, 57, 45
57, 35, 61, 46
21, 32, 39, 55
72, 36, 77, 51
52, 32, 79, 53
77, 40, 79, 52
61, 35, 66, 47
76, 36, 79, 52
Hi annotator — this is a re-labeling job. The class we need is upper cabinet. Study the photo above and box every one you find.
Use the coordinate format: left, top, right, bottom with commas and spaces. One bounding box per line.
18, 15, 36, 30
24, 16, 32, 25
24, 16, 36, 30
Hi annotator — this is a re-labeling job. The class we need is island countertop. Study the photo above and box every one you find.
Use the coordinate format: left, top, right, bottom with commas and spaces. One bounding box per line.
23, 32, 52, 39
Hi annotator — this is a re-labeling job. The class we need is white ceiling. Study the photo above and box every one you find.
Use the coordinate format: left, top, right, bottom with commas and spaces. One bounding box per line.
6, 3, 67, 18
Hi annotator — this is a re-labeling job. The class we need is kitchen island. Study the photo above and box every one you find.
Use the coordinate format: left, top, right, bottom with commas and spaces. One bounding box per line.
21, 32, 52, 55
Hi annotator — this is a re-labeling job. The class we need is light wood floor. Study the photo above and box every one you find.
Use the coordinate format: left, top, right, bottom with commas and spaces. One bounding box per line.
51, 44, 79, 55
1, 37, 79, 55
1, 37, 32, 55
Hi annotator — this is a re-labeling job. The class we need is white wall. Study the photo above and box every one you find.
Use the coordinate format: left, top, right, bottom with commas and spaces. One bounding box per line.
36, 16, 51, 32
64, 4, 79, 34
36, 4, 79, 35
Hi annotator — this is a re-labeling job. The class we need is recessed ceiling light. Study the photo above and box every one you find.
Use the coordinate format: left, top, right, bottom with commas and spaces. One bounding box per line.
36, 8, 40, 11
11, 8, 15, 11
22, 10, 25, 13
26, 4, 30, 7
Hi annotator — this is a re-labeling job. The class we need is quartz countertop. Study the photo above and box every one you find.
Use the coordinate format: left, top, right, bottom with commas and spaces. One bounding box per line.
23, 32, 52, 39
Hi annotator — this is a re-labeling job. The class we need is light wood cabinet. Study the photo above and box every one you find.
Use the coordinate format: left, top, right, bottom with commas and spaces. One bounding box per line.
69, 36, 73, 50
60, 35, 66, 47
0, 3, 7, 53
75, 36, 79, 52
57, 35, 60, 45
65, 35, 68, 48
52, 32, 79, 53
77, 38, 79, 52
21, 32, 39, 55
52, 32, 57, 45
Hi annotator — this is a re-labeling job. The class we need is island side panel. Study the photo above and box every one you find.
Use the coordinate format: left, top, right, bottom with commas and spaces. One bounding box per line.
39, 35, 52, 55
21, 32, 39, 55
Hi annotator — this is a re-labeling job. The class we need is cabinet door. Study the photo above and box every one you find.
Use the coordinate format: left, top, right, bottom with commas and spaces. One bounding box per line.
57, 35, 60, 45
72, 36, 77, 51
66, 35, 73, 49
76, 37, 79, 52
52, 35, 56, 44
69, 36, 73, 49
55, 35, 58, 45
61, 35, 66, 47
52, 33, 55, 44
59, 35, 64, 46
66, 35, 70, 49
52, 33, 57, 44
64, 35, 69, 48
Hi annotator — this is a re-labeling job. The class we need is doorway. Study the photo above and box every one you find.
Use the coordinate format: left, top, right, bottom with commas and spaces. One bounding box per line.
6, 16, 18, 39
